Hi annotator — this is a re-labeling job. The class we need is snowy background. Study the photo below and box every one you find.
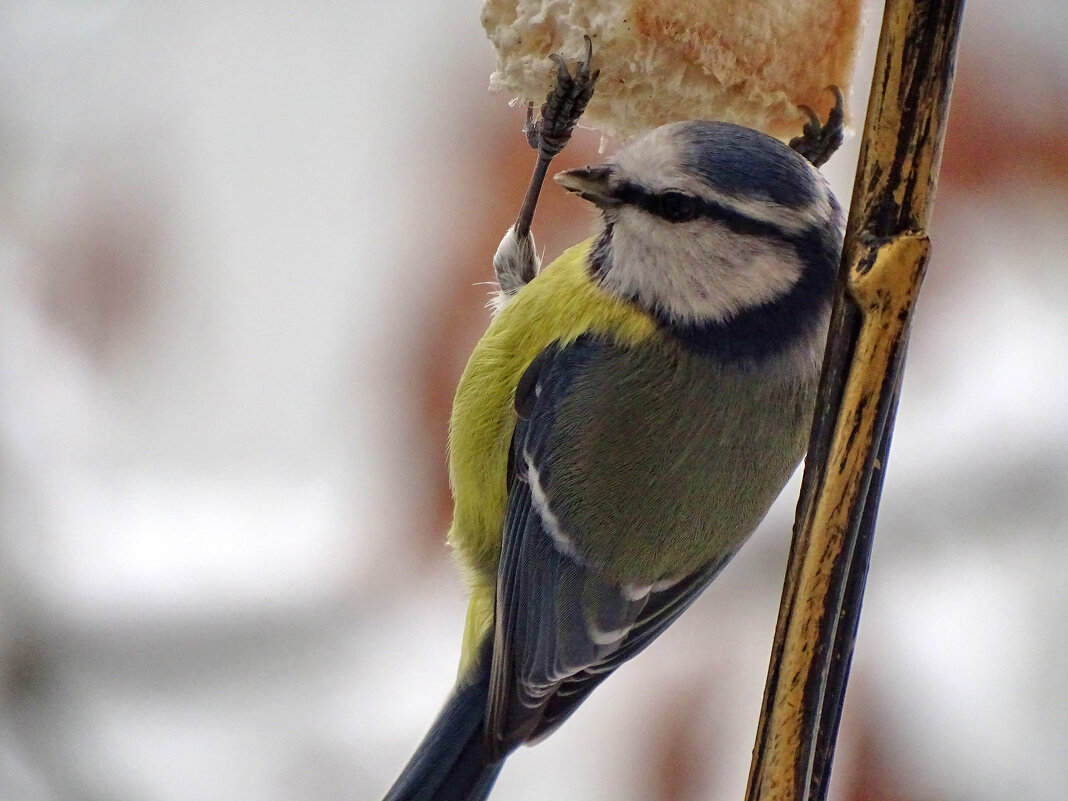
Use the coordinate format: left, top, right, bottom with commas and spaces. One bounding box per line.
1, 2, 1066, 800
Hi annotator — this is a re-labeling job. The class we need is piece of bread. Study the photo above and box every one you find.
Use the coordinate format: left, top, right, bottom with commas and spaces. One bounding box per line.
481, 0, 864, 141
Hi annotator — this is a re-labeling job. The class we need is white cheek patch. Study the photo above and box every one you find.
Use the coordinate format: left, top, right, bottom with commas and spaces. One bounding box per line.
603, 210, 805, 325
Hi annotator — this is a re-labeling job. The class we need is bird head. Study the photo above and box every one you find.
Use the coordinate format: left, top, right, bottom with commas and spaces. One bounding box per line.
555, 121, 844, 346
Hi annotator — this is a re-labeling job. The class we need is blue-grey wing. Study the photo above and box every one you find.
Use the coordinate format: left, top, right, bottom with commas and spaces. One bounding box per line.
485, 336, 737, 757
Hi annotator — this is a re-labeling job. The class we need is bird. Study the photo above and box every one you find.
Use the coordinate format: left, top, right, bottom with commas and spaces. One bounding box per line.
382, 50, 845, 801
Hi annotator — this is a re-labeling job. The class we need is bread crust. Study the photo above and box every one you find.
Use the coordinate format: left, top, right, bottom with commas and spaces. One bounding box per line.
482, 0, 863, 141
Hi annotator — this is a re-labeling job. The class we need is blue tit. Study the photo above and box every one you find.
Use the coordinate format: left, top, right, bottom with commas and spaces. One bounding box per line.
383, 118, 845, 801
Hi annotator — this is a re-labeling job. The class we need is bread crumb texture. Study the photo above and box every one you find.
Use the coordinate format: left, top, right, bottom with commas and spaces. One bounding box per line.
482, 0, 863, 141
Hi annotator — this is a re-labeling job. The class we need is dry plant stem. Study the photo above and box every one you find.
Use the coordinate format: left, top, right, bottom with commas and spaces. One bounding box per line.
752, 235, 930, 801
744, 0, 966, 799
807, 386, 899, 801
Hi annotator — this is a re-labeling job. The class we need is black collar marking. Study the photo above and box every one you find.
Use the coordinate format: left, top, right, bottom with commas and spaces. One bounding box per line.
663, 230, 837, 363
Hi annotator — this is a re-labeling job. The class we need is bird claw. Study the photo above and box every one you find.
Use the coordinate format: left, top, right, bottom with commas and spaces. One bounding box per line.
529, 35, 599, 158
789, 86, 846, 168
523, 103, 539, 149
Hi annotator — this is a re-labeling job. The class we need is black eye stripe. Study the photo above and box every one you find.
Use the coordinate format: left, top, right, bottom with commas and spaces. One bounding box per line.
656, 191, 702, 222
613, 180, 796, 242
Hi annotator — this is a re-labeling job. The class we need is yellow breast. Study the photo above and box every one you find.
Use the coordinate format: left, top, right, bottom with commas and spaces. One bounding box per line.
446, 237, 656, 661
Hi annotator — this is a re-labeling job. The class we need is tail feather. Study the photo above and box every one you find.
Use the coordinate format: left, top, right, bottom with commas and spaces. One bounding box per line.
383, 654, 504, 801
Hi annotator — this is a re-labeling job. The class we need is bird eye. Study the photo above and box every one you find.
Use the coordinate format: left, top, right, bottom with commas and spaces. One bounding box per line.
656, 191, 701, 223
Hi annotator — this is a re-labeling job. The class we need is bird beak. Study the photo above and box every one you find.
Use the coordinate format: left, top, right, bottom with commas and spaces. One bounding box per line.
554, 165, 620, 208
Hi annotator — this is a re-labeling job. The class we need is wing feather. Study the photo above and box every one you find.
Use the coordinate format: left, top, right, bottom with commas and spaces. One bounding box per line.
485, 337, 739, 756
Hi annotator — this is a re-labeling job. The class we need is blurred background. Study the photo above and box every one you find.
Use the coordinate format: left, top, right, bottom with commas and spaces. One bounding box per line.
1, 2, 1066, 800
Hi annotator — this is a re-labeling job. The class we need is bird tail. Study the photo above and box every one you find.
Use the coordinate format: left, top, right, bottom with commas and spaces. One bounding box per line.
382, 651, 503, 801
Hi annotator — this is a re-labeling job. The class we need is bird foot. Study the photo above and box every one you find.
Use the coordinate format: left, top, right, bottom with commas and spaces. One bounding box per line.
527, 35, 599, 160
496, 37, 598, 303
789, 87, 845, 168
